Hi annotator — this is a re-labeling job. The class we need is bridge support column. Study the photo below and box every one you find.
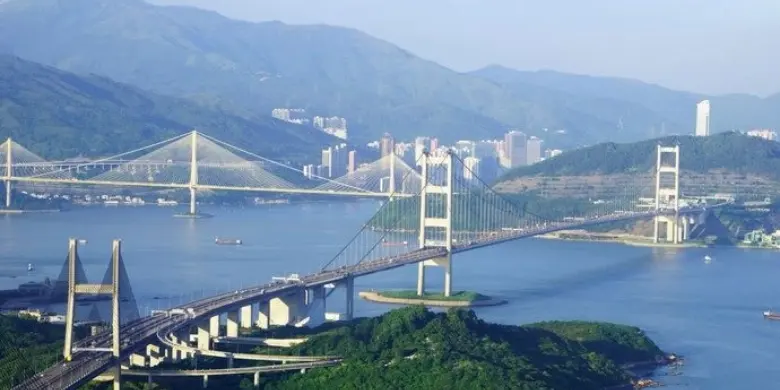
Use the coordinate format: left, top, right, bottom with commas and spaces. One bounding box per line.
226, 311, 239, 337
189, 130, 199, 216
253, 371, 261, 388
240, 304, 253, 328
417, 151, 455, 297
129, 353, 146, 367
209, 315, 220, 337
256, 301, 270, 329
305, 286, 327, 328
227, 355, 234, 369
345, 276, 354, 321
197, 321, 211, 351
203, 374, 209, 389
270, 292, 305, 326
4, 137, 11, 209
653, 144, 681, 244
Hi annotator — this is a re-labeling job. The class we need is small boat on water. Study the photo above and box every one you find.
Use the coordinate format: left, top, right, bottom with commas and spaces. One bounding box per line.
215, 237, 242, 246
763, 310, 780, 320
27, 263, 34, 272
704, 255, 712, 264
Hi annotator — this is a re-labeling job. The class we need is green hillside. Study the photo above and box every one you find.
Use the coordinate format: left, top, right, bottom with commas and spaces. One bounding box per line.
107, 307, 666, 390
3, 0, 776, 146
0, 55, 337, 160
499, 132, 780, 181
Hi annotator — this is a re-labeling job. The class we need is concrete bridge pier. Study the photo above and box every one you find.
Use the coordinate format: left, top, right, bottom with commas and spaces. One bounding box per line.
256, 301, 270, 329
203, 374, 209, 389
270, 292, 305, 326
197, 321, 211, 351
209, 315, 220, 337
240, 304, 253, 328
226, 311, 240, 337
345, 276, 354, 321
305, 286, 327, 328
129, 353, 146, 367
253, 371, 261, 389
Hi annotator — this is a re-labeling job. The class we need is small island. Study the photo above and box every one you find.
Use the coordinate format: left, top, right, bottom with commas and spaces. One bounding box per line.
359, 289, 507, 307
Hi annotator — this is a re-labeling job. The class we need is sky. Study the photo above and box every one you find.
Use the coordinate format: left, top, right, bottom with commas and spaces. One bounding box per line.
150, 0, 779, 96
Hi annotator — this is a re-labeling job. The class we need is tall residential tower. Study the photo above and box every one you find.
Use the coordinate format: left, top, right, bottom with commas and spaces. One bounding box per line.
695, 100, 711, 137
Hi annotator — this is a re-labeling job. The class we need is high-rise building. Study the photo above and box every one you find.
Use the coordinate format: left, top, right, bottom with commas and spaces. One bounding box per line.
380, 133, 395, 158
430, 138, 439, 152
313, 116, 348, 140
463, 157, 481, 181
321, 147, 332, 178
414, 137, 430, 163
474, 141, 498, 160
504, 131, 527, 168
526, 137, 542, 165
347, 150, 357, 174
695, 100, 711, 137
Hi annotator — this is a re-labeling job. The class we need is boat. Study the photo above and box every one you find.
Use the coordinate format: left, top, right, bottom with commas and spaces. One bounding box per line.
763, 310, 780, 320
215, 238, 242, 246
27, 263, 34, 272
704, 255, 712, 263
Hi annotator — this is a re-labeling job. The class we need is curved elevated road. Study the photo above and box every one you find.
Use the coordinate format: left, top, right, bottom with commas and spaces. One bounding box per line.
12, 205, 724, 390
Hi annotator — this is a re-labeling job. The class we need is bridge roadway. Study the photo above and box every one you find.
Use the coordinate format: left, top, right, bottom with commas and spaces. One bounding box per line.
13, 205, 717, 390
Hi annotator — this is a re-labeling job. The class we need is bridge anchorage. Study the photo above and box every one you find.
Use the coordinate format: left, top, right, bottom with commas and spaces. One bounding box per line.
1, 131, 422, 216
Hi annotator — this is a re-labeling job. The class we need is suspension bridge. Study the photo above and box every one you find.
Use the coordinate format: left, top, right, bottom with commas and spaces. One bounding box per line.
10, 142, 729, 390
0, 131, 422, 214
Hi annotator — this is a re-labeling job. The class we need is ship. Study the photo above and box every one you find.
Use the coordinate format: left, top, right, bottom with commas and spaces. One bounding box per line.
215, 238, 242, 246
763, 310, 780, 320
27, 263, 34, 272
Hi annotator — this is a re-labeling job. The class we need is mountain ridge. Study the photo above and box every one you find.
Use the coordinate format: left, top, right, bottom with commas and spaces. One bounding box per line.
0, 54, 338, 160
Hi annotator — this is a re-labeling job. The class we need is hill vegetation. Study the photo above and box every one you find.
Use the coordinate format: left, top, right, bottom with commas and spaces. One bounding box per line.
0, 315, 87, 389
499, 132, 780, 180
1, 0, 777, 146
0, 54, 337, 161
107, 307, 666, 390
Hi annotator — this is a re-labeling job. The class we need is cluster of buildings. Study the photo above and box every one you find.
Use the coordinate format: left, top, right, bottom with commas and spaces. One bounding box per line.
694, 100, 775, 140
272, 108, 348, 140
370, 132, 560, 183
302, 143, 358, 179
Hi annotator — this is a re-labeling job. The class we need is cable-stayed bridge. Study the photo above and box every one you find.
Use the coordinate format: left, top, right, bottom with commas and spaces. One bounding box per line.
0, 131, 422, 213
11, 143, 729, 390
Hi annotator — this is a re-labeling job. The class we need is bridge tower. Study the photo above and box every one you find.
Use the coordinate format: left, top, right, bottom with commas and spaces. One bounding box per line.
63, 239, 124, 390
416, 150, 454, 297
653, 144, 683, 243
189, 130, 198, 215
4, 137, 11, 208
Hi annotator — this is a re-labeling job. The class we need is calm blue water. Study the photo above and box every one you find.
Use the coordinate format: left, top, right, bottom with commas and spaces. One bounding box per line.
1, 202, 779, 389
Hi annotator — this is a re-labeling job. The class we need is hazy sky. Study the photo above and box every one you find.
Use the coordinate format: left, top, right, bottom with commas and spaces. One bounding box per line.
150, 0, 779, 96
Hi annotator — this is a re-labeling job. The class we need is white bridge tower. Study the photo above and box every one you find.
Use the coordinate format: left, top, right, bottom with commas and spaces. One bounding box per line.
416, 150, 454, 297
653, 145, 688, 243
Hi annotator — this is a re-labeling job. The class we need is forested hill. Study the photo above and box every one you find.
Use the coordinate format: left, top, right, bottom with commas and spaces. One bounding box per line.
499, 132, 780, 180
0, 55, 337, 161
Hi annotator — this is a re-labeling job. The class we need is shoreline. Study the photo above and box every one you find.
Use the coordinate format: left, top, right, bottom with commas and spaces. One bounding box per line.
538, 231, 707, 248
0, 209, 61, 214
359, 291, 507, 308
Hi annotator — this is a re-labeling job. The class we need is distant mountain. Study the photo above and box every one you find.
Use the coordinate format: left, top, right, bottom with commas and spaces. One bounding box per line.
0, 0, 776, 148
471, 66, 780, 137
0, 54, 337, 160
0, 0, 697, 147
